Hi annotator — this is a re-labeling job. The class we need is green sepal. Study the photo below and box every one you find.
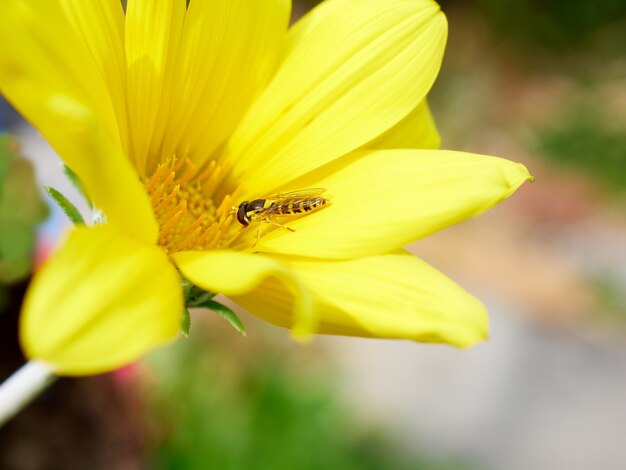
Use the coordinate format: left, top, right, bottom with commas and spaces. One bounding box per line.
181, 307, 191, 337
183, 282, 216, 307
44, 186, 85, 225
181, 280, 246, 336
62, 164, 92, 207
201, 300, 247, 337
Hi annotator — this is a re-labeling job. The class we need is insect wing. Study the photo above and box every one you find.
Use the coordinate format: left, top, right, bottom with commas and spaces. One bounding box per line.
264, 188, 327, 201
256, 188, 328, 219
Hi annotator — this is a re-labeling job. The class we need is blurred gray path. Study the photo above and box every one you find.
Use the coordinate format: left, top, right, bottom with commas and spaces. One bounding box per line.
326, 300, 626, 470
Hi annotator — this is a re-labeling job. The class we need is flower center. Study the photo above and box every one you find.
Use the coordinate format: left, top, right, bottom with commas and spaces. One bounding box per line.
144, 157, 241, 253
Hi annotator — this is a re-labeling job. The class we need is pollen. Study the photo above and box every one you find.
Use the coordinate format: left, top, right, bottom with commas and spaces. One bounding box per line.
144, 156, 242, 254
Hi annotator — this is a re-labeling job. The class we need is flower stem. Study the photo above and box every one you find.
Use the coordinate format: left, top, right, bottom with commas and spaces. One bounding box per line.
0, 361, 56, 428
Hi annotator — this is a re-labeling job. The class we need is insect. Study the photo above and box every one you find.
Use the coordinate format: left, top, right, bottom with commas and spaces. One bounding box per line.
235, 188, 330, 243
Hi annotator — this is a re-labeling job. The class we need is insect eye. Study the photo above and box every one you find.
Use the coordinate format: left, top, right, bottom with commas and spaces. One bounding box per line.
236, 203, 250, 226
247, 199, 266, 212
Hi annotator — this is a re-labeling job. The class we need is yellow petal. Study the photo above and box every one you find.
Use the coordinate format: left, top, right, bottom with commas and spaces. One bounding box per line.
366, 99, 441, 150
253, 149, 533, 259
172, 250, 314, 337
59, 0, 129, 152
0, 0, 121, 144
236, 253, 488, 348
20, 225, 182, 376
161, 0, 291, 170
125, 0, 186, 175
228, 0, 447, 197
0, 1, 157, 242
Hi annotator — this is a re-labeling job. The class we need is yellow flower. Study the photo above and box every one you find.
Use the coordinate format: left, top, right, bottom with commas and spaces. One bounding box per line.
0, 0, 531, 375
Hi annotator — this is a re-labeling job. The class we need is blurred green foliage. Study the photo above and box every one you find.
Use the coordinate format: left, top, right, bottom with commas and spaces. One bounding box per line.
0, 134, 47, 284
592, 274, 626, 320
443, 0, 626, 53
534, 105, 626, 194
145, 323, 471, 470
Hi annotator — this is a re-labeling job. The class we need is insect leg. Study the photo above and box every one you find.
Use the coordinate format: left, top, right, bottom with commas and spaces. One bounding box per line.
251, 222, 263, 248
266, 219, 295, 232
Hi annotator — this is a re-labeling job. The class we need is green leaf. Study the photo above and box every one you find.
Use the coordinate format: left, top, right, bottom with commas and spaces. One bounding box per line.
0, 134, 48, 283
0, 135, 49, 228
44, 186, 85, 225
0, 135, 12, 184
0, 222, 36, 283
62, 164, 92, 207
181, 307, 191, 337
203, 300, 246, 336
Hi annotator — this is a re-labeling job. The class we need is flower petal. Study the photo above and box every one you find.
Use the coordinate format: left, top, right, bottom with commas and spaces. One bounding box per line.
125, 0, 186, 175
172, 250, 315, 336
0, 0, 121, 144
366, 99, 441, 150
20, 225, 182, 376
251, 149, 532, 259
59, 0, 130, 151
0, 0, 157, 242
161, 0, 291, 171
227, 0, 447, 197
236, 252, 488, 348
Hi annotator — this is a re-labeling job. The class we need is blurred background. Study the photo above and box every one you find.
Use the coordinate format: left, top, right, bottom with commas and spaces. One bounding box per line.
1, 0, 625, 469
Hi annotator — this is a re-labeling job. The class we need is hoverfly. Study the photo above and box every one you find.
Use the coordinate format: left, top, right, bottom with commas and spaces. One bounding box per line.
235, 188, 330, 243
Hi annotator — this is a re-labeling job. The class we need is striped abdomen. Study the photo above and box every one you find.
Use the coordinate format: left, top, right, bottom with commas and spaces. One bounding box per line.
267, 197, 328, 216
